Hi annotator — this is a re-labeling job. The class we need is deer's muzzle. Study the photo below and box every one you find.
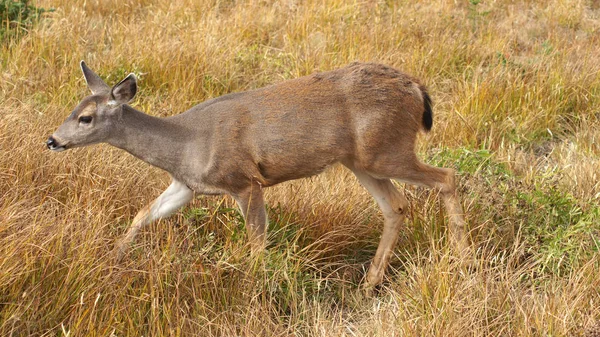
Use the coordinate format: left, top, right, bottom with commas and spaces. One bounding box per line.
46, 136, 66, 152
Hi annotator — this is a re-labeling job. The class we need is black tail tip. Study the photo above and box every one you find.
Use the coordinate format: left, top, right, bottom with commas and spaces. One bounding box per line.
421, 88, 433, 132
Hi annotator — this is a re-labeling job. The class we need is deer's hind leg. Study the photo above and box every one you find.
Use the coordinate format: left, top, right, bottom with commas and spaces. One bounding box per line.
368, 155, 468, 253
115, 179, 193, 260
398, 161, 467, 252
349, 167, 409, 289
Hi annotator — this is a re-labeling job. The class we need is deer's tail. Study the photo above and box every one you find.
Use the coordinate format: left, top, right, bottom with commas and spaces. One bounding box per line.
420, 85, 433, 132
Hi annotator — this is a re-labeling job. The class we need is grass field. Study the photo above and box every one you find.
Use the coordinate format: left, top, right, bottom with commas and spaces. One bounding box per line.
1, 0, 599, 336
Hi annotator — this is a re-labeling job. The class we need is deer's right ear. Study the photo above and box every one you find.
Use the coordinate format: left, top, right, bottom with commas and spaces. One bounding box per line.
110, 73, 137, 104
80, 61, 110, 95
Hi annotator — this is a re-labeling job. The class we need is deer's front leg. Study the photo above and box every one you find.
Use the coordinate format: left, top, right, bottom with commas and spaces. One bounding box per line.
115, 179, 193, 260
234, 183, 268, 254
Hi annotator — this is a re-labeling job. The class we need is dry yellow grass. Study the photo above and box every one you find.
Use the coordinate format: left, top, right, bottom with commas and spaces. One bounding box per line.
1, 0, 599, 336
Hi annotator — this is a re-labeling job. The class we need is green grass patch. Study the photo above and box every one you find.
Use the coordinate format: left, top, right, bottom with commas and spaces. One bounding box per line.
1, 0, 50, 42
429, 147, 600, 278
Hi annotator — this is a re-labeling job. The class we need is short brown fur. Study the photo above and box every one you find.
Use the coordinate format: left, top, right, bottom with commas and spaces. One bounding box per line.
48, 61, 468, 289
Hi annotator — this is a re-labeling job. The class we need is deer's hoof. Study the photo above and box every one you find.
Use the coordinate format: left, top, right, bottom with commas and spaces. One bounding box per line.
111, 242, 129, 263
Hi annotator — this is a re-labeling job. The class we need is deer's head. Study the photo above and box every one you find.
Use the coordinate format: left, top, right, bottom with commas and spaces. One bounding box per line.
46, 61, 137, 152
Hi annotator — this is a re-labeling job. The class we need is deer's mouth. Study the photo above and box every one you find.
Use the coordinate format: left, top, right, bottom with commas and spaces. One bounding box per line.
46, 136, 68, 152
49, 145, 67, 152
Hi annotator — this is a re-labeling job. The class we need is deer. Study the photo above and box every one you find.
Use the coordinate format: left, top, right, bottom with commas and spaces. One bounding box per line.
47, 61, 468, 289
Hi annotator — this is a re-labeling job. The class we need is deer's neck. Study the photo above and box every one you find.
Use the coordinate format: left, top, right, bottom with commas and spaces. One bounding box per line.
108, 105, 191, 174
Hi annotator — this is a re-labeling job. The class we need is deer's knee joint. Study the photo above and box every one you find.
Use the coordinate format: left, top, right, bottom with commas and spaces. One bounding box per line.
385, 194, 409, 218
393, 204, 407, 216
439, 168, 458, 195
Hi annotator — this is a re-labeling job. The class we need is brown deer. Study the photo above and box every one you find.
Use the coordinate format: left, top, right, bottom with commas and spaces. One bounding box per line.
47, 61, 467, 288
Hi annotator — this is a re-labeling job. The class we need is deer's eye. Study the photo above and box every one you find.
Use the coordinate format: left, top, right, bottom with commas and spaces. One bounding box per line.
79, 116, 93, 124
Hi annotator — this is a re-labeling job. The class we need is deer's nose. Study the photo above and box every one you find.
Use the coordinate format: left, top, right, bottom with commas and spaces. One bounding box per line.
46, 136, 58, 149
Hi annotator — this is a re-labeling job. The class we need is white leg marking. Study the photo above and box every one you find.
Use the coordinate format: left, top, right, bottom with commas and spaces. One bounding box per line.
116, 179, 193, 259
147, 179, 194, 222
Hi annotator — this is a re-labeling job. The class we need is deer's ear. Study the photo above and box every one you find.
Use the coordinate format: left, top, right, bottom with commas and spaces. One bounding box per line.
110, 73, 137, 104
80, 61, 110, 95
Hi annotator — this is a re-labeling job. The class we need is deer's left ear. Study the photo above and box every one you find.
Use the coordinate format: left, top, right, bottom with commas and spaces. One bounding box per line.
81, 61, 110, 95
110, 73, 137, 104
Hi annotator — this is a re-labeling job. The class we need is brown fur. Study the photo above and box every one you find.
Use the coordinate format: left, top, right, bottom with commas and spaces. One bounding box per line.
49, 61, 468, 288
